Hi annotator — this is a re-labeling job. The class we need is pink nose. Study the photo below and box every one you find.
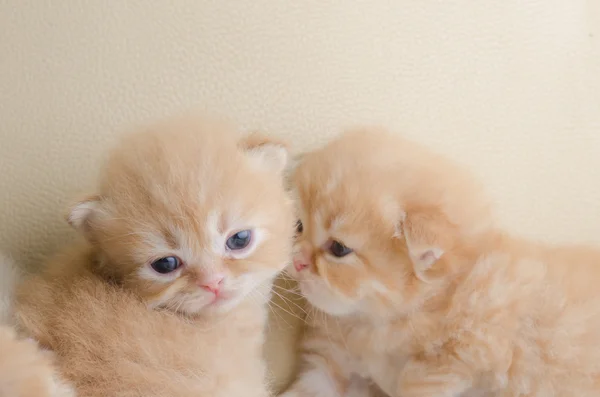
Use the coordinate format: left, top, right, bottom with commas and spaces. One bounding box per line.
293, 258, 309, 272
199, 276, 224, 295
293, 242, 313, 272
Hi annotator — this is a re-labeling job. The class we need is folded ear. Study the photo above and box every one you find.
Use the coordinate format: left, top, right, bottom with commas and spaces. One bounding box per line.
240, 132, 289, 176
398, 209, 450, 281
66, 194, 102, 236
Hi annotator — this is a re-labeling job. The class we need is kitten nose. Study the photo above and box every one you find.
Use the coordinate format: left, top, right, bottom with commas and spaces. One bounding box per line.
293, 242, 313, 272
293, 258, 309, 272
199, 275, 224, 294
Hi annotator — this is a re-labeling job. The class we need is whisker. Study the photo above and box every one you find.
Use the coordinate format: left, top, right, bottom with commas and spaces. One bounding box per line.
272, 284, 306, 301
252, 289, 294, 328
271, 289, 308, 315
272, 283, 303, 294
262, 291, 307, 325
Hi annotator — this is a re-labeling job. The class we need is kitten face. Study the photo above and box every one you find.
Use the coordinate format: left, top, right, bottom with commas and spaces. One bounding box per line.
68, 118, 295, 316
290, 181, 412, 317
288, 128, 493, 317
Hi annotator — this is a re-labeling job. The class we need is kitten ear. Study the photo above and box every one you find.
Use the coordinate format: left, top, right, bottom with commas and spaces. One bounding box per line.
398, 210, 448, 281
240, 132, 289, 175
66, 195, 102, 235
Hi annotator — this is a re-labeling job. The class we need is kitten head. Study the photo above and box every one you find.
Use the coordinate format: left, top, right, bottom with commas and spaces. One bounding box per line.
66, 117, 295, 316
289, 128, 494, 317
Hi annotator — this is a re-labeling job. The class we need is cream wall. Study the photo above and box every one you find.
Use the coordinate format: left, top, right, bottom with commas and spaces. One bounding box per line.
1, 0, 599, 392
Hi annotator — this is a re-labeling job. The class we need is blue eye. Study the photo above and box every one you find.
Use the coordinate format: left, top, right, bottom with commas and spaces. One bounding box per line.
329, 240, 353, 258
226, 230, 252, 251
150, 256, 181, 274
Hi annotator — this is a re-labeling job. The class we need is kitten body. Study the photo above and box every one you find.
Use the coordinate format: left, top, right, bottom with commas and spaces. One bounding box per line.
283, 128, 600, 397
0, 253, 75, 397
15, 117, 295, 397
16, 245, 272, 397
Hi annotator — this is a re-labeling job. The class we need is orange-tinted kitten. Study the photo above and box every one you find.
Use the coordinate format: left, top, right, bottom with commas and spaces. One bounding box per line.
282, 128, 600, 397
0, 253, 75, 397
15, 116, 295, 396
0, 326, 75, 397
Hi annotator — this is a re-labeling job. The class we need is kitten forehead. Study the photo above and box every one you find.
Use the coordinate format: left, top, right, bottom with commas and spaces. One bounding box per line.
310, 210, 367, 249
100, 119, 243, 205
311, 210, 328, 245
205, 210, 223, 254
379, 196, 402, 220
295, 127, 493, 242
324, 164, 344, 194
98, 116, 288, 226
330, 216, 347, 232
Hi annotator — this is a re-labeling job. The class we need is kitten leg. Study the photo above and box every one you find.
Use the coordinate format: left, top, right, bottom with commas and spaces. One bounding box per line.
396, 358, 472, 397
345, 376, 378, 397
0, 326, 76, 397
280, 363, 346, 397
281, 368, 374, 397
280, 358, 377, 397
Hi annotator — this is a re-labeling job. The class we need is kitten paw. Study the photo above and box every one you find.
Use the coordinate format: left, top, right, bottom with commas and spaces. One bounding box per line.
0, 326, 76, 397
397, 360, 471, 397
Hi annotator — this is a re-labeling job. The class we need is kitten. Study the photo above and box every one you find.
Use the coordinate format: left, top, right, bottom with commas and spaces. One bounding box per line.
0, 253, 75, 397
0, 325, 75, 397
15, 116, 295, 397
282, 127, 600, 397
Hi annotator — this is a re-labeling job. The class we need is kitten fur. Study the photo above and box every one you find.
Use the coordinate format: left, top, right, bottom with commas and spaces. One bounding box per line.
15, 116, 295, 397
0, 253, 75, 397
282, 128, 600, 397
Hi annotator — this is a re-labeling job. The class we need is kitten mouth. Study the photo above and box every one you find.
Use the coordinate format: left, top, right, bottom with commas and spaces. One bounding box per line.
208, 293, 231, 305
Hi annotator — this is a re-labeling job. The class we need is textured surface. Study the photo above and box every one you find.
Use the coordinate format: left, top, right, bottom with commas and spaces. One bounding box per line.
0, 0, 599, 391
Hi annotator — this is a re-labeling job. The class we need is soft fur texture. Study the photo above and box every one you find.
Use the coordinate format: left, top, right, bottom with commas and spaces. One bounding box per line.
0, 325, 75, 397
15, 116, 295, 397
282, 128, 600, 397
0, 254, 75, 397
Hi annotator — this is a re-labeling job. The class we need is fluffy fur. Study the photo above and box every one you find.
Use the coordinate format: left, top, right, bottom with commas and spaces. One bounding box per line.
282, 128, 600, 397
0, 253, 75, 397
15, 116, 295, 397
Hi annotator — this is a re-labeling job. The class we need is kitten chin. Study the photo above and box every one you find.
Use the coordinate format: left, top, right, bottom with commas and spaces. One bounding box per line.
283, 127, 600, 397
14, 115, 295, 396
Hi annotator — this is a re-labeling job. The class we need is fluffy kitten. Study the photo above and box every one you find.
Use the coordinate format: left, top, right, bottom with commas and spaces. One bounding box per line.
282, 128, 600, 397
0, 325, 75, 397
0, 253, 74, 397
15, 116, 295, 397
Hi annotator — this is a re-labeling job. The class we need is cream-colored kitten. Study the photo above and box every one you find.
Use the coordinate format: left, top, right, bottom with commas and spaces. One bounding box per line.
0, 326, 75, 397
15, 116, 295, 397
282, 128, 600, 397
0, 253, 75, 397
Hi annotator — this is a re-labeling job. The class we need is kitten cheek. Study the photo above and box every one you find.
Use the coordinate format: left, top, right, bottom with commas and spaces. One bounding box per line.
140, 277, 190, 309
301, 285, 357, 316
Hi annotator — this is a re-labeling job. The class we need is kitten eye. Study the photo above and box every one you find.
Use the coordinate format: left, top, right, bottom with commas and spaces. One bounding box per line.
150, 256, 181, 274
226, 230, 252, 251
329, 240, 353, 258
296, 220, 303, 234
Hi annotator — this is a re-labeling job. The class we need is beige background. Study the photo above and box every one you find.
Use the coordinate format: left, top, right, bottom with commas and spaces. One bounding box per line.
1, 0, 599, 392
